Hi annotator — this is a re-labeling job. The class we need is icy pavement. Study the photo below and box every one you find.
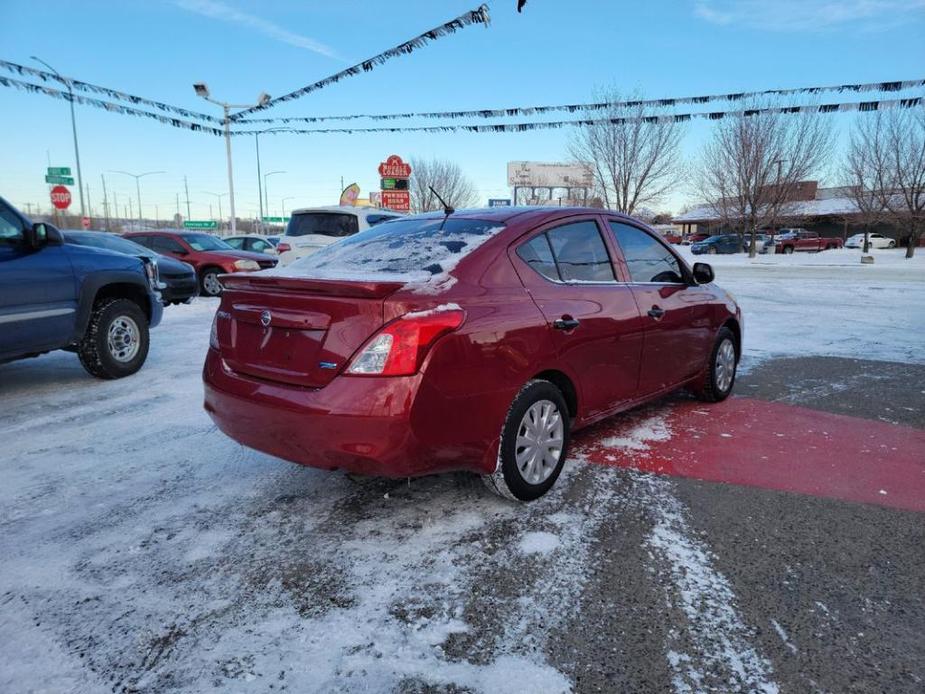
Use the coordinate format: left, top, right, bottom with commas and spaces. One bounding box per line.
2, 252, 924, 693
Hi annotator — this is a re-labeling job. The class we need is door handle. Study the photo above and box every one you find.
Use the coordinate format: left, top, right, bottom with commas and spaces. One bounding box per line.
553, 317, 580, 330
647, 306, 666, 320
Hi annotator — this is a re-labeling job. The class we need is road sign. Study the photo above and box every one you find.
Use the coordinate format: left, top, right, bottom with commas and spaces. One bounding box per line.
47, 166, 71, 176
81, 216, 91, 229
378, 155, 412, 178
488, 198, 512, 207
45, 175, 75, 185
381, 190, 411, 212
50, 185, 72, 210
261, 216, 289, 223
183, 220, 217, 229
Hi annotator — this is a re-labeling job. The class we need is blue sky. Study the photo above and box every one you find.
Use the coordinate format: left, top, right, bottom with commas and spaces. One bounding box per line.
1, 0, 924, 220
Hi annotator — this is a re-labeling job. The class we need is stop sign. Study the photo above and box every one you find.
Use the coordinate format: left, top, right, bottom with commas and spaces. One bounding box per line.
81, 216, 91, 229
50, 185, 72, 210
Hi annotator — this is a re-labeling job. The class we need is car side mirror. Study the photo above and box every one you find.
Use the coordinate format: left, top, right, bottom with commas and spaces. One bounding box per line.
24, 223, 49, 251
692, 262, 714, 284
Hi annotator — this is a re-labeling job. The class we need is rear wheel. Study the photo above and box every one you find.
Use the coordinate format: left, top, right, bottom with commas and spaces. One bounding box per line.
78, 298, 150, 379
483, 380, 570, 502
888, 240, 896, 248
200, 266, 223, 297
708, 246, 717, 255
783, 246, 794, 255
691, 327, 737, 403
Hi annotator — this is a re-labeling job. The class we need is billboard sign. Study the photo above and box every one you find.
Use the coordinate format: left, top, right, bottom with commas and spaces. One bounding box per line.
378, 155, 412, 178
381, 190, 411, 212
506, 161, 594, 188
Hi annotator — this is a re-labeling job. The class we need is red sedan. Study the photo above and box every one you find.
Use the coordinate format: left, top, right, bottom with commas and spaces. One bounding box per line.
204, 208, 742, 501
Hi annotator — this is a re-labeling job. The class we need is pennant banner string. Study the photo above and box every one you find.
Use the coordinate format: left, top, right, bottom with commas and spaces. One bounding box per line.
232, 78, 925, 124
0, 76, 226, 136
0, 59, 221, 124
228, 4, 491, 120
235, 98, 924, 136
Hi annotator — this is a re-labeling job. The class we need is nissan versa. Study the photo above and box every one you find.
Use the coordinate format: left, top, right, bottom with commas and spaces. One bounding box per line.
203, 207, 742, 501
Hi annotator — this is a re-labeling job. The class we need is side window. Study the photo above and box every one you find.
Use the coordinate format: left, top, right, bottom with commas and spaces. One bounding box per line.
610, 222, 685, 284
546, 221, 615, 282
0, 204, 24, 247
154, 236, 186, 254
130, 235, 155, 250
225, 238, 244, 250
516, 234, 559, 281
250, 239, 270, 253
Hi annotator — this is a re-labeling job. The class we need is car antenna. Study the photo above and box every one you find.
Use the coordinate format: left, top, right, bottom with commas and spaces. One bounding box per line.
429, 186, 454, 229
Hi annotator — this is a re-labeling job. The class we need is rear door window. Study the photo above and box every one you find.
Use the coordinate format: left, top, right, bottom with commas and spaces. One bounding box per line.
545, 221, 615, 282
516, 234, 559, 281
285, 213, 359, 238
609, 222, 685, 284
224, 238, 245, 250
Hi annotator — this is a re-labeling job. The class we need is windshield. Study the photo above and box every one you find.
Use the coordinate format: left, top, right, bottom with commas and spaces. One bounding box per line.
281, 217, 505, 282
181, 233, 232, 251
66, 231, 151, 256
285, 212, 359, 238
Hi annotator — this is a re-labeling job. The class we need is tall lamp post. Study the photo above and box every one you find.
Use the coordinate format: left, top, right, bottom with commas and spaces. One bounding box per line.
32, 56, 85, 217
254, 127, 291, 231
193, 83, 271, 235
203, 191, 228, 232
281, 196, 295, 220
263, 171, 285, 221
110, 170, 165, 229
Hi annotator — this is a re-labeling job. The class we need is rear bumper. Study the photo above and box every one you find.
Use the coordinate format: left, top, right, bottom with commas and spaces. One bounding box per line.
202, 348, 491, 477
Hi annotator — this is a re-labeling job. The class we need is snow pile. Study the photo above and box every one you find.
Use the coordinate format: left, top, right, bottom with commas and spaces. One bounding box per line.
601, 413, 672, 452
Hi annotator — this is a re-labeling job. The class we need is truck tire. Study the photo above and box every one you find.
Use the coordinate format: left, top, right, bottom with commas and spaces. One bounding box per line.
483, 380, 570, 502
200, 266, 224, 297
691, 327, 738, 403
78, 298, 150, 379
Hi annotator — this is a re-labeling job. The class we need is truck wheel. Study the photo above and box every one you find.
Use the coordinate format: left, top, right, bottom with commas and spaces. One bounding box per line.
200, 267, 224, 297
483, 380, 570, 502
78, 298, 150, 379
692, 327, 738, 403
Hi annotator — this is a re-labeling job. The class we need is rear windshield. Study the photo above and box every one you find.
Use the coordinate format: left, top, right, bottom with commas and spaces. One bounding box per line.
285, 213, 359, 238
280, 217, 505, 282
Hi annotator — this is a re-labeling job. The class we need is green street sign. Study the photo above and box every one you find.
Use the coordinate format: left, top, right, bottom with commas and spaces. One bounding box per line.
47, 166, 71, 176
183, 220, 217, 229
261, 216, 289, 223
45, 175, 75, 185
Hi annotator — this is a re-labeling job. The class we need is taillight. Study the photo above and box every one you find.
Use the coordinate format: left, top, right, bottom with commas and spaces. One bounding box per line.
347, 308, 465, 376
277, 242, 291, 253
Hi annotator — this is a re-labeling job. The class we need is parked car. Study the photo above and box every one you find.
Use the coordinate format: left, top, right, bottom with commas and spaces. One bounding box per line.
741, 232, 774, 254
223, 234, 279, 255
686, 232, 711, 244
691, 234, 741, 255
204, 207, 742, 501
845, 232, 896, 249
125, 230, 276, 297
277, 206, 404, 265
62, 230, 198, 306
0, 197, 162, 378
774, 229, 843, 254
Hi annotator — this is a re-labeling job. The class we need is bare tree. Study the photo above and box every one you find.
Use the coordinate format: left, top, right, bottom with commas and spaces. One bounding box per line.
843, 112, 890, 253
409, 157, 479, 213
696, 104, 834, 257
567, 88, 685, 216
883, 106, 925, 258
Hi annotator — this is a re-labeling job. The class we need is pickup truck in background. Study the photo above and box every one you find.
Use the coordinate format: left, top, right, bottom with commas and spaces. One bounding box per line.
775, 228, 844, 254
0, 197, 163, 378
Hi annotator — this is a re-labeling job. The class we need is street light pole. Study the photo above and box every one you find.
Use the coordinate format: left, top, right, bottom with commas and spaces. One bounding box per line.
203, 191, 228, 232
253, 128, 291, 233
32, 56, 85, 217
110, 170, 165, 230
281, 196, 295, 220
194, 84, 271, 236
264, 171, 285, 220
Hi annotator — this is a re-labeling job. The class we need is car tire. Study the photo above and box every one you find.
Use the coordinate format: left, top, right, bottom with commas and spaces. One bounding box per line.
783, 246, 794, 254
691, 327, 738, 403
77, 298, 150, 379
708, 247, 717, 255
888, 240, 896, 248
483, 379, 570, 502
200, 266, 224, 297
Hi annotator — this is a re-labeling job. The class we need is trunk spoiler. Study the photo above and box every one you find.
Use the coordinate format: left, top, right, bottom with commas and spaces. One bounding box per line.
221, 273, 405, 299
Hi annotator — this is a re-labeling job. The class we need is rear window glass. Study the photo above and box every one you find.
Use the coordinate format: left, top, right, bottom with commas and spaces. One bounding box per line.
285, 213, 360, 238
280, 217, 505, 283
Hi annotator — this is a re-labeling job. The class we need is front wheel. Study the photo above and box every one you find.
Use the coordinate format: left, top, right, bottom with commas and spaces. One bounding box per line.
691, 327, 738, 403
783, 246, 794, 255
708, 247, 717, 255
483, 380, 570, 502
78, 298, 150, 379
888, 240, 896, 248
200, 267, 224, 297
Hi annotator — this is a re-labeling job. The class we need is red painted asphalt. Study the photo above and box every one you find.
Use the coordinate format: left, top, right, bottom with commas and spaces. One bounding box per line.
576, 397, 925, 513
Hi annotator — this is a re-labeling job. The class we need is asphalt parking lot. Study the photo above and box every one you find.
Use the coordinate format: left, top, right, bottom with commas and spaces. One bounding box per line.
2, 252, 924, 693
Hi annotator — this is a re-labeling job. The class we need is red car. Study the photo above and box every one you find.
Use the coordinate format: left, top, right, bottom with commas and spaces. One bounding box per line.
124, 230, 277, 296
204, 208, 742, 501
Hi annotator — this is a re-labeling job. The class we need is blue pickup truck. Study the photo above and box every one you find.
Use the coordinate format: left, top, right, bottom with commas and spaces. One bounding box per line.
0, 197, 162, 378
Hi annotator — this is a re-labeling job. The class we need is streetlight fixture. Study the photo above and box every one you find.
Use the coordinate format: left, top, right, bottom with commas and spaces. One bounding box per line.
203, 191, 228, 233
281, 196, 295, 220
253, 127, 292, 230
194, 82, 271, 235
110, 170, 165, 229
263, 171, 285, 221
32, 56, 85, 217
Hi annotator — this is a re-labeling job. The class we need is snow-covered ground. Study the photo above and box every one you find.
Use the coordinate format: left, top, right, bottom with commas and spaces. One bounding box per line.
1, 252, 922, 692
